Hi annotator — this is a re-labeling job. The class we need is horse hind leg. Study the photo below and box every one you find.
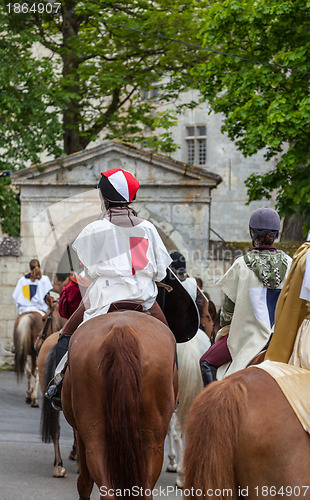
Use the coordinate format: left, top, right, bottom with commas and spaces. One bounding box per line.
30, 363, 39, 408
76, 433, 93, 500
69, 429, 78, 462
53, 423, 67, 478
25, 361, 32, 404
166, 413, 178, 472
173, 414, 184, 489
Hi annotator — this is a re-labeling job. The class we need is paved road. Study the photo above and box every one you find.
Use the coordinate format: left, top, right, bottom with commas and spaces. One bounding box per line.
0, 370, 183, 500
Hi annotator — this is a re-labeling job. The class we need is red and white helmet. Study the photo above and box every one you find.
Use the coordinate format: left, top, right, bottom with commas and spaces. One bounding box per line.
99, 168, 139, 204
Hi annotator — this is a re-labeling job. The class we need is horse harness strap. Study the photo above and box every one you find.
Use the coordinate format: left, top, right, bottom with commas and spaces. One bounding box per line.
38, 302, 58, 341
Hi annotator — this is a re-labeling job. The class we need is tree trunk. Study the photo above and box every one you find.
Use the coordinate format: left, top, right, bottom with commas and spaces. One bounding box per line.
281, 214, 309, 241
62, 4, 84, 155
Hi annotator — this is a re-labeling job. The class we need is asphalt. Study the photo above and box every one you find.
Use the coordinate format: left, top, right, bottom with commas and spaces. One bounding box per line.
0, 370, 183, 500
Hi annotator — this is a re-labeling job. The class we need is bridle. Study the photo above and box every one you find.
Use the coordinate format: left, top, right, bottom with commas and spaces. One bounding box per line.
36, 302, 58, 344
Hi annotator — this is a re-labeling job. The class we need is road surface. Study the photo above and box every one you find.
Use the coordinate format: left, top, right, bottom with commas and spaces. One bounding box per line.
0, 370, 183, 500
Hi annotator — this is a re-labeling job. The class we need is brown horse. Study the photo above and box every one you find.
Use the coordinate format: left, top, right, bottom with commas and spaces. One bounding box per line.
34, 296, 67, 353
35, 298, 73, 478
198, 297, 216, 341
13, 310, 47, 407
184, 366, 310, 499
62, 310, 178, 500
38, 330, 77, 478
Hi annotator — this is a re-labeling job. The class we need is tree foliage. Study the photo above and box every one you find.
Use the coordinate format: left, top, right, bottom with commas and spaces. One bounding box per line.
194, 0, 310, 224
0, 0, 205, 235
0, 175, 20, 236
1, 0, 202, 164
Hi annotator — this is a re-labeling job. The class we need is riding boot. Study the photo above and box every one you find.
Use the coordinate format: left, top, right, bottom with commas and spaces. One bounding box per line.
45, 334, 70, 411
55, 333, 70, 366
200, 360, 217, 387
45, 378, 63, 411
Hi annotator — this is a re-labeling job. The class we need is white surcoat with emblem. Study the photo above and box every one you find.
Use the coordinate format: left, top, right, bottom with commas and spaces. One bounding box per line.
72, 217, 172, 323
216, 255, 291, 380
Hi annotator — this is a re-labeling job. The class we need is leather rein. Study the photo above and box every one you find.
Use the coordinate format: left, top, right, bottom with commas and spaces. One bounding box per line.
37, 302, 58, 342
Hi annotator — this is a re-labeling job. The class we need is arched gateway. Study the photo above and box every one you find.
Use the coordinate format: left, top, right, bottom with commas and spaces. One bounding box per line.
0, 141, 221, 366
11, 141, 221, 277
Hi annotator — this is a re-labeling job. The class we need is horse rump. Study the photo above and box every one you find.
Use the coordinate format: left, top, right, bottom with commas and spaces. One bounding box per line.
14, 314, 33, 380
100, 323, 147, 495
184, 377, 248, 499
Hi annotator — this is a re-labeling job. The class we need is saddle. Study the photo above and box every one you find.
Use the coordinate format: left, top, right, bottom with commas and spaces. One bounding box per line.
108, 301, 143, 313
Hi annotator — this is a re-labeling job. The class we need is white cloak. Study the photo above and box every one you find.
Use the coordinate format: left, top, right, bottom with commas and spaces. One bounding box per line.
72, 218, 172, 322
216, 256, 291, 380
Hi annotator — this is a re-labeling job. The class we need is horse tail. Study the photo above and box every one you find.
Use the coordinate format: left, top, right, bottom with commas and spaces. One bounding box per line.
176, 331, 209, 431
14, 314, 32, 380
40, 345, 59, 444
100, 323, 147, 495
184, 377, 248, 499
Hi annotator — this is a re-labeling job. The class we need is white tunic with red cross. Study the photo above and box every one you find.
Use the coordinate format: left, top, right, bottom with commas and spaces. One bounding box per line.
72, 216, 172, 322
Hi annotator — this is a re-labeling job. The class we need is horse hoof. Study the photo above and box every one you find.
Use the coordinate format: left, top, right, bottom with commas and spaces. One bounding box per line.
68, 450, 78, 461
166, 465, 177, 473
31, 401, 39, 408
25, 397, 31, 404
176, 479, 184, 489
53, 465, 67, 478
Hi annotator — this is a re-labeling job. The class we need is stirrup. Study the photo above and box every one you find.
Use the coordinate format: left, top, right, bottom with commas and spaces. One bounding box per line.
45, 379, 63, 411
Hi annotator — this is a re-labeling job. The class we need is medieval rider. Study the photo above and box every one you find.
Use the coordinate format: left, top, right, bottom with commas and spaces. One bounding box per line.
46, 168, 172, 409
266, 241, 310, 370
13, 259, 52, 315
200, 207, 292, 385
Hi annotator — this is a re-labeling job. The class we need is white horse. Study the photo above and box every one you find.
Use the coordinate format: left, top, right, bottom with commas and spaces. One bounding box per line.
166, 328, 211, 487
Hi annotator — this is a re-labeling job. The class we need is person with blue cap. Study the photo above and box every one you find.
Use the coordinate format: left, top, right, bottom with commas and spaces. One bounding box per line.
200, 207, 292, 385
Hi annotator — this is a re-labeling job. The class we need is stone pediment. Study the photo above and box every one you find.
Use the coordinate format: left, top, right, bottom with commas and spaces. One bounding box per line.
11, 141, 221, 189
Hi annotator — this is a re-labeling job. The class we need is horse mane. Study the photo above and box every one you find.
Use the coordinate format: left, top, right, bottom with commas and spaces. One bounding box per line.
211, 309, 221, 344
208, 300, 217, 322
184, 377, 248, 499
100, 323, 147, 496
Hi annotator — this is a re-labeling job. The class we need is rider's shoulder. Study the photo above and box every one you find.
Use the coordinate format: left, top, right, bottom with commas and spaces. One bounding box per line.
79, 219, 110, 235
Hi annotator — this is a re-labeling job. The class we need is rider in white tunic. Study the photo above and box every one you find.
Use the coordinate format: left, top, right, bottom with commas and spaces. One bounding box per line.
46, 168, 172, 410
200, 207, 292, 384
12, 259, 52, 315
74, 213, 171, 323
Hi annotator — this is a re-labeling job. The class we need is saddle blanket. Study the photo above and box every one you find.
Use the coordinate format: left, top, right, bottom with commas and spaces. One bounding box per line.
256, 360, 310, 434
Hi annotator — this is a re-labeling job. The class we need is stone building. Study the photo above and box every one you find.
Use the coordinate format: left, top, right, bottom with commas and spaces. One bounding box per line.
147, 88, 278, 241
0, 140, 221, 366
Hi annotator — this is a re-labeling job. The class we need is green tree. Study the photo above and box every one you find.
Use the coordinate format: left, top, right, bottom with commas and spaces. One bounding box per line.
0, 174, 20, 237
1, 0, 202, 163
0, 0, 204, 235
194, 0, 310, 232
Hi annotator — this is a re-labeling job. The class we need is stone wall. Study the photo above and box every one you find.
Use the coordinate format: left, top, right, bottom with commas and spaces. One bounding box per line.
153, 89, 279, 242
0, 238, 22, 368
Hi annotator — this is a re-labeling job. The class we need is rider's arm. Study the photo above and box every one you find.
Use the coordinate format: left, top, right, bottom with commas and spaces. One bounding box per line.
220, 294, 235, 327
